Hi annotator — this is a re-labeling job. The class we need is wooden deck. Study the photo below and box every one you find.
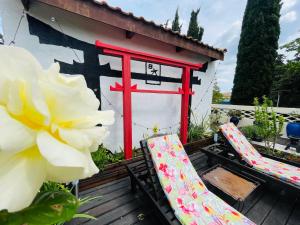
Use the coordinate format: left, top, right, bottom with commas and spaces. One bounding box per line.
68, 151, 300, 225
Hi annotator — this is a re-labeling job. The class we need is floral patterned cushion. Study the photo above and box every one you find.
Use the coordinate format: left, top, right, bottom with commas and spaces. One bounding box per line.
220, 123, 300, 187
252, 157, 300, 186
220, 123, 262, 166
147, 134, 255, 225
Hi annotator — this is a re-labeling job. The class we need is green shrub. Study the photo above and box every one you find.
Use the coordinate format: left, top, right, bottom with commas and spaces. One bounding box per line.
188, 122, 210, 142
209, 110, 222, 133
40, 181, 70, 193
227, 109, 242, 119
256, 145, 300, 164
253, 96, 284, 151
240, 126, 256, 139
91, 145, 123, 171
188, 111, 210, 142
240, 125, 262, 141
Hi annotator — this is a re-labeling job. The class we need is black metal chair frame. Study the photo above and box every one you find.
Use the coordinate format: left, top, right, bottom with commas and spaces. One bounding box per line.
201, 133, 300, 193
126, 138, 266, 224
126, 140, 181, 225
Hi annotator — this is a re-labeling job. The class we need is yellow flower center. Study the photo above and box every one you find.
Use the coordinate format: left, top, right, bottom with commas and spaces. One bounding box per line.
7, 81, 50, 131
17, 146, 41, 159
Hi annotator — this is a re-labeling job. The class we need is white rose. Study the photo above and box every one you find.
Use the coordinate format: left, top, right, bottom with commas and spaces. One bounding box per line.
0, 46, 114, 212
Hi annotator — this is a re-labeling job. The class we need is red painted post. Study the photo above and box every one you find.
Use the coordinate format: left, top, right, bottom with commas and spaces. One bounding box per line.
180, 67, 191, 144
95, 40, 203, 159
122, 54, 133, 159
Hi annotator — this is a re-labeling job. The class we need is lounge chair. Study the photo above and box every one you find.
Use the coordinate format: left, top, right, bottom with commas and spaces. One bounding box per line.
219, 123, 300, 189
127, 134, 255, 225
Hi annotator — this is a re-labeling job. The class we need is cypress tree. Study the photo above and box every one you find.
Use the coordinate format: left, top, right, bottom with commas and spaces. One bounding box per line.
231, 0, 281, 105
198, 27, 204, 41
172, 8, 181, 33
187, 9, 204, 41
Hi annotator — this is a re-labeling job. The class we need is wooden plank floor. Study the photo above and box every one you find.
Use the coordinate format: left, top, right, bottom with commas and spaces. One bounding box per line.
68, 151, 300, 225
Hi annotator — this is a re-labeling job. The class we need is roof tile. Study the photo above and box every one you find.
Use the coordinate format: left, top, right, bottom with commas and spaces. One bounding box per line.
92, 0, 226, 54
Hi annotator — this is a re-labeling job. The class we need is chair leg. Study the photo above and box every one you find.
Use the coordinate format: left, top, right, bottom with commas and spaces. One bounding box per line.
129, 174, 137, 193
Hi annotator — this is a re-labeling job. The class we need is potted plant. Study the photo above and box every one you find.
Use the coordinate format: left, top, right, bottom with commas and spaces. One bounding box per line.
227, 109, 242, 126
286, 113, 300, 152
253, 96, 284, 152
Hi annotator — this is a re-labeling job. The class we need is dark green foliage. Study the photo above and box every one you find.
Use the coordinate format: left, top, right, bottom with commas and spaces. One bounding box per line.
231, 0, 281, 105
281, 38, 300, 61
92, 146, 141, 171
40, 181, 70, 193
272, 61, 300, 107
0, 191, 79, 225
187, 9, 204, 41
227, 110, 242, 119
188, 111, 210, 142
171, 8, 182, 33
257, 145, 300, 163
209, 110, 222, 133
188, 123, 209, 142
91, 145, 123, 171
240, 125, 261, 140
271, 38, 300, 107
198, 27, 204, 42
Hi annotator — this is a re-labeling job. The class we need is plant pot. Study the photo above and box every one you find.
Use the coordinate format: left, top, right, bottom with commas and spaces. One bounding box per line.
229, 116, 240, 126
286, 122, 300, 139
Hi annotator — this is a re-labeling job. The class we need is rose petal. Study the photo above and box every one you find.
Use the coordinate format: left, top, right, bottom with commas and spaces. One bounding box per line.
83, 150, 99, 177
6, 79, 50, 125
69, 110, 115, 128
6, 80, 23, 115
58, 126, 109, 151
37, 131, 87, 168
0, 149, 45, 212
0, 46, 42, 105
84, 127, 109, 152
0, 46, 42, 80
45, 150, 99, 183
45, 163, 86, 183
57, 110, 115, 129
40, 64, 114, 128
46, 63, 100, 110
0, 106, 36, 152
58, 128, 92, 151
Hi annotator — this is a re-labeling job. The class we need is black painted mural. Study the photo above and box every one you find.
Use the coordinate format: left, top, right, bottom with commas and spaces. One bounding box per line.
27, 15, 207, 104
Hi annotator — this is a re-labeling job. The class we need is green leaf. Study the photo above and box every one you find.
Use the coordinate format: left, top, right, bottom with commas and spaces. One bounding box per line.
0, 191, 80, 225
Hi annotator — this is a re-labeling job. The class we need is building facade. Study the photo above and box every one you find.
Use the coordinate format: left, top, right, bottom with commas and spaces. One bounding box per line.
0, 0, 225, 152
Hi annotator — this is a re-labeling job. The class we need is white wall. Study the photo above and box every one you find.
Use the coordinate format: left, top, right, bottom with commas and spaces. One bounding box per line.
0, 0, 217, 152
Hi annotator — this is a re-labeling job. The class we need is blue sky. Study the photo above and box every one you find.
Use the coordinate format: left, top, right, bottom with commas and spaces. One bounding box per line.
106, 0, 300, 92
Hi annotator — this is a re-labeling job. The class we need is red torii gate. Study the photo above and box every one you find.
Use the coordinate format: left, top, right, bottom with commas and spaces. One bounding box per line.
95, 40, 203, 159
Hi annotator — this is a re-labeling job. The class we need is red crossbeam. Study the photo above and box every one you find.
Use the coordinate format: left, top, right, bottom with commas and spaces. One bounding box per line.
110, 82, 194, 95
95, 40, 203, 159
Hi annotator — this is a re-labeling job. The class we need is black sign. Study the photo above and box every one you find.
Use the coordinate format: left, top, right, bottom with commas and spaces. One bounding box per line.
145, 62, 161, 85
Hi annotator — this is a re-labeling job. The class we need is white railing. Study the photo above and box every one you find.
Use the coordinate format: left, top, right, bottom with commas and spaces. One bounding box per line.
211, 104, 300, 136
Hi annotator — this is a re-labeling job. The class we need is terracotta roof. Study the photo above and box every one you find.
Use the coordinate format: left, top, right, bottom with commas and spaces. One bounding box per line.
93, 0, 226, 55
31, 0, 226, 60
